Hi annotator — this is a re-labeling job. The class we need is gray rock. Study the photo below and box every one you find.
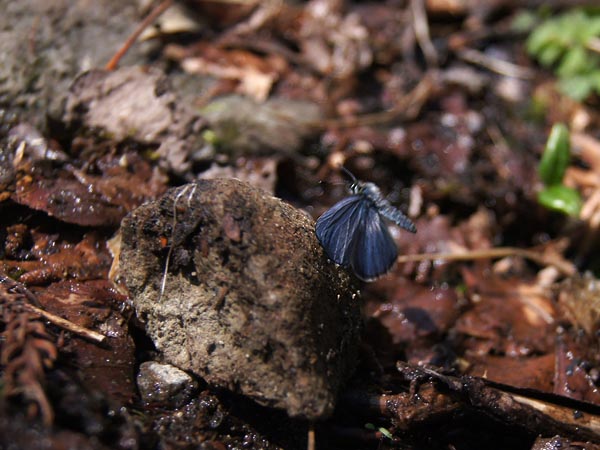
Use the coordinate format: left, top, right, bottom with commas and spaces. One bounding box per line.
200, 95, 322, 157
137, 361, 197, 407
0, 0, 148, 128
119, 179, 361, 419
63, 67, 206, 175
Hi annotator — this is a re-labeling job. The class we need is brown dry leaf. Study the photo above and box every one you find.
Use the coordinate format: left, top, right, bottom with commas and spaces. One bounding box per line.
172, 44, 286, 101
34, 280, 136, 405
365, 281, 461, 367
63, 67, 206, 175
456, 268, 556, 358
1, 232, 112, 286
391, 208, 494, 283
14, 175, 128, 228
554, 330, 600, 404
466, 354, 556, 392
12, 152, 166, 228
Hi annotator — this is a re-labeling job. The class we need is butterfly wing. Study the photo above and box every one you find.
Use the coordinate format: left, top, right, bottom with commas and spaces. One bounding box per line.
350, 207, 398, 281
316, 195, 367, 267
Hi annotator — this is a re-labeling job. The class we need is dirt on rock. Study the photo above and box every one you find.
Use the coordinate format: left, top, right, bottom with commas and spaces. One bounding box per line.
118, 178, 362, 420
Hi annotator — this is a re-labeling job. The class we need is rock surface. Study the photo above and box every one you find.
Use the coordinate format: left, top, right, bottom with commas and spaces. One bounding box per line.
63, 67, 206, 175
137, 361, 197, 408
200, 95, 322, 157
0, 0, 148, 128
119, 179, 362, 419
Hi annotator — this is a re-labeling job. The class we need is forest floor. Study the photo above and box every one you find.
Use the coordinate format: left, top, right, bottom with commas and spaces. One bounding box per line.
2, 1, 600, 449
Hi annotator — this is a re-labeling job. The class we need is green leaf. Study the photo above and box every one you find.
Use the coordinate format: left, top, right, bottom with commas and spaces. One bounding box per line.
537, 44, 564, 67
378, 427, 393, 440
557, 46, 590, 77
364, 423, 393, 440
537, 185, 582, 217
558, 75, 595, 101
592, 71, 600, 90
527, 22, 560, 56
539, 123, 571, 185
589, 17, 600, 35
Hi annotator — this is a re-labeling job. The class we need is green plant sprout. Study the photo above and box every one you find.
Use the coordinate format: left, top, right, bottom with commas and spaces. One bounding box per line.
538, 122, 570, 185
364, 423, 393, 440
537, 123, 582, 217
527, 8, 600, 101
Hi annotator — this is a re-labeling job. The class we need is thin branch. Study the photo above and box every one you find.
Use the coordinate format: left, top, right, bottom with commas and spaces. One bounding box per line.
457, 48, 535, 79
396, 246, 576, 276
411, 0, 438, 67
105, 0, 174, 71
23, 303, 106, 344
307, 423, 315, 450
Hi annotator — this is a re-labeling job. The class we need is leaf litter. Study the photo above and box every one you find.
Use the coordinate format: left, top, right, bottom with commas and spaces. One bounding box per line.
2, 1, 600, 449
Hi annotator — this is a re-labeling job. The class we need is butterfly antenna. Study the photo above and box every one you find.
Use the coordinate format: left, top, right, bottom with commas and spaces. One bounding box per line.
339, 166, 358, 183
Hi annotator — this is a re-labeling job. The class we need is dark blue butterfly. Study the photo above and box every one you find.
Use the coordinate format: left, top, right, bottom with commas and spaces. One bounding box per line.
316, 168, 416, 281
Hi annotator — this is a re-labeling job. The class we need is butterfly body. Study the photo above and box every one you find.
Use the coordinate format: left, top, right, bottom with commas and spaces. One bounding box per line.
316, 178, 416, 281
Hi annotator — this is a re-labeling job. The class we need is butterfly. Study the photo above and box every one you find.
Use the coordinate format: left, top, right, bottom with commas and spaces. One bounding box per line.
316, 168, 416, 281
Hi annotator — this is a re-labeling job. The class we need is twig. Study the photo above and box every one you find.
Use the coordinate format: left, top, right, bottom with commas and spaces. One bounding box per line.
359, 361, 600, 442
396, 246, 576, 276
411, 0, 438, 67
310, 72, 437, 129
1, 274, 42, 307
404, 362, 600, 441
22, 303, 106, 344
105, 0, 174, 71
457, 48, 535, 79
307, 423, 315, 450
